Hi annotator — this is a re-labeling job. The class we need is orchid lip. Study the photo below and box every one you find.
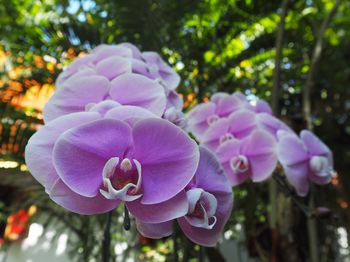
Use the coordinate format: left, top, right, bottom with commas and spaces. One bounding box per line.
164, 107, 187, 128
85, 102, 97, 111
220, 133, 234, 145
148, 64, 159, 74
100, 157, 142, 201
184, 188, 217, 230
309, 156, 332, 177
207, 115, 219, 125
230, 155, 249, 173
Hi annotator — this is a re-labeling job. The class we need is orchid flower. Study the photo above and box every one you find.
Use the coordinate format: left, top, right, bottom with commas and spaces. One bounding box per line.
201, 109, 291, 152
187, 93, 245, 140
277, 130, 334, 196
216, 129, 277, 186
25, 102, 199, 223
44, 44, 182, 123
136, 147, 233, 247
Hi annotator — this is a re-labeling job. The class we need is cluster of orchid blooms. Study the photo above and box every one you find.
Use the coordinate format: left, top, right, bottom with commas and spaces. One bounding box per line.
187, 92, 335, 197
25, 43, 334, 247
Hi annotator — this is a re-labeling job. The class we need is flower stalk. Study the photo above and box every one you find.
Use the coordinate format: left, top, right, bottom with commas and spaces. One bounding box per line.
102, 211, 113, 262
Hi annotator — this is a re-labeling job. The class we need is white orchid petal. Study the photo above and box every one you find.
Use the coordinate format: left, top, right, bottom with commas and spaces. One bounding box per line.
310, 156, 330, 177
120, 158, 132, 172
186, 188, 204, 214
230, 155, 249, 173
85, 102, 97, 111
201, 191, 218, 218
184, 189, 218, 230
102, 157, 119, 180
133, 159, 142, 193
103, 179, 142, 201
100, 158, 142, 202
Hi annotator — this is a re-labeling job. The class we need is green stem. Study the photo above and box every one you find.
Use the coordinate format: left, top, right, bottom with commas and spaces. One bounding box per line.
307, 189, 318, 262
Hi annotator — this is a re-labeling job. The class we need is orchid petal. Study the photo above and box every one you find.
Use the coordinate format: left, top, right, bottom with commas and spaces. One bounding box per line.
277, 130, 309, 166
105, 105, 158, 126
53, 119, 133, 197
48, 178, 119, 215
136, 220, 173, 239
109, 73, 166, 116
25, 112, 101, 190
127, 191, 188, 223
96, 56, 132, 80
43, 75, 110, 123
131, 118, 199, 204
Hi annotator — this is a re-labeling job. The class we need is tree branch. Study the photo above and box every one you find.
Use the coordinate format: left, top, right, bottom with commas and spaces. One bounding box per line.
303, 0, 342, 130
302, 2, 342, 262
271, 0, 292, 115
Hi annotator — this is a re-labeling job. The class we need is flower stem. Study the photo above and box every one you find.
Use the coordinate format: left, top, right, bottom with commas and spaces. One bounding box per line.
272, 172, 310, 216
123, 204, 130, 230
199, 246, 205, 262
173, 232, 179, 262
102, 211, 113, 262
307, 188, 319, 262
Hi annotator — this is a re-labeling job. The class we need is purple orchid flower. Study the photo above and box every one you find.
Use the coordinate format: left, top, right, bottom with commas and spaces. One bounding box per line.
277, 130, 334, 196
56, 44, 133, 87
210, 92, 272, 114
44, 72, 167, 123
166, 90, 184, 110
201, 109, 257, 151
229, 92, 272, 114
25, 102, 199, 223
187, 92, 274, 141
110, 44, 183, 109
216, 129, 277, 186
136, 146, 233, 247
45, 43, 182, 123
162, 91, 186, 129
250, 99, 273, 114
255, 112, 293, 137
201, 109, 292, 152
163, 107, 187, 129
141, 51, 181, 92
187, 93, 245, 140
57, 43, 180, 92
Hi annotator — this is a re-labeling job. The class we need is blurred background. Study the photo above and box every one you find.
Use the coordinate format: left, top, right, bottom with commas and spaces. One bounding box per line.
0, 0, 349, 261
